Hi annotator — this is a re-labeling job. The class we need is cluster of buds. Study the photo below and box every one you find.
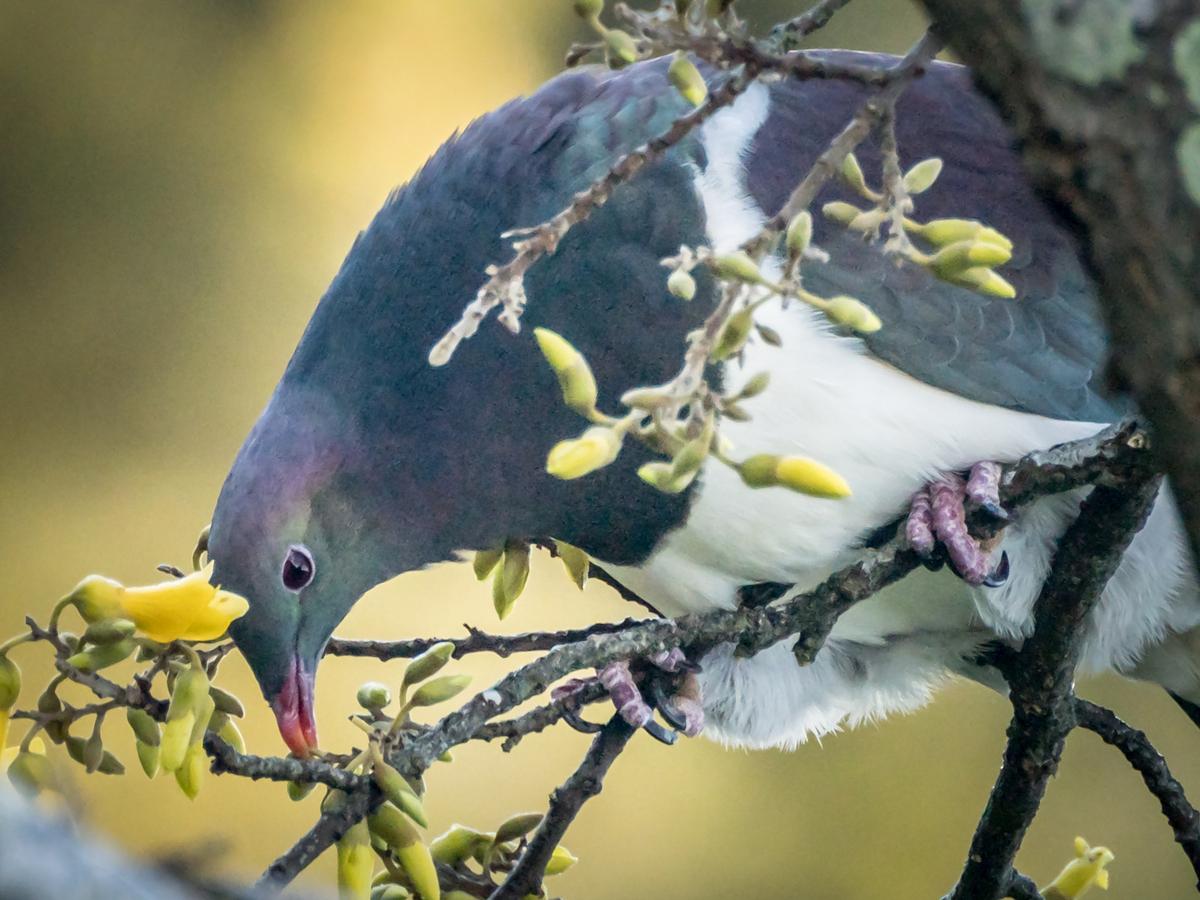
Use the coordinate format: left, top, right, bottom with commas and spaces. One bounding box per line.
473, 540, 532, 620
571, 0, 640, 68
824, 152, 1017, 299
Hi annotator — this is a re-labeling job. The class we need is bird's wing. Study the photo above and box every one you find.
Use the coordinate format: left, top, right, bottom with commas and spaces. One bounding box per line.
748, 54, 1120, 423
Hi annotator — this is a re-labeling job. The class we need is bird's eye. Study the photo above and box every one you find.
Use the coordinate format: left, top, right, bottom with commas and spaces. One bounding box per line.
281, 544, 315, 592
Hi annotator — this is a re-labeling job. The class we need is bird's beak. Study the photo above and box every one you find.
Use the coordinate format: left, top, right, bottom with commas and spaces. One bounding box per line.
271, 654, 318, 757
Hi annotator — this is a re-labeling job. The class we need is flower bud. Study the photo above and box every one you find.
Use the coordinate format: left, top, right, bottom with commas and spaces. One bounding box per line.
68, 575, 124, 623
667, 51, 707, 106
371, 745, 428, 827
494, 812, 543, 845
710, 251, 764, 284
619, 386, 674, 409
492, 541, 530, 621
127, 707, 161, 746
8, 748, 53, 797
83, 727, 105, 774
372, 885, 409, 900
603, 29, 638, 66
368, 804, 440, 900
667, 268, 697, 300
785, 211, 813, 259
403, 642, 456, 687
738, 454, 851, 498
67, 638, 136, 672
337, 817, 374, 900
902, 157, 943, 194
0, 655, 20, 711
739, 371, 770, 399
409, 674, 471, 708
947, 266, 1017, 299
160, 710, 196, 774
555, 540, 590, 590
824, 295, 882, 333
174, 741, 205, 799
711, 306, 756, 361
839, 153, 869, 195
822, 201, 862, 225
572, 0, 603, 20
37, 688, 65, 744
544, 844, 578, 876
431, 825, 491, 865
545, 427, 622, 480
916, 218, 1013, 250
82, 618, 136, 645
637, 461, 693, 494
357, 682, 392, 711
218, 717, 246, 755
929, 239, 1012, 277
136, 739, 160, 778
533, 328, 598, 417
472, 547, 503, 581
209, 685, 246, 718
288, 779, 316, 802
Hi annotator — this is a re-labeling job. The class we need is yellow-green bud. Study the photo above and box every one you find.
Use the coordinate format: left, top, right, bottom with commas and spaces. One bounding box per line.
711, 306, 756, 361
357, 682, 392, 711
572, 0, 603, 19
848, 208, 885, 233
174, 741, 205, 799
82, 618, 136, 645
738, 453, 852, 498
555, 540, 590, 590
670, 423, 714, 479
668, 51, 707, 106
160, 710, 195, 773
472, 546, 503, 581
824, 295, 882, 333
403, 641, 456, 687
739, 371, 770, 399
545, 426, 622, 480
288, 779, 316, 802
604, 29, 638, 66
409, 674, 471, 708
822, 200, 862, 225
126, 707, 161, 746
371, 747, 428, 828
544, 844, 579, 876
372, 885, 410, 900
218, 717, 246, 755
431, 825, 491, 865
83, 728, 104, 773
8, 749, 53, 797
492, 540, 530, 620
637, 461, 693, 494
533, 328, 598, 417
947, 266, 1017, 299
37, 689, 65, 743
710, 251, 764, 284
136, 739, 160, 778
337, 817, 374, 900
839, 152, 869, 195
915, 218, 1013, 250
494, 812, 543, 845
667, 268, 697, 300
67, 638, 135, 672
209, 685, 246, 718
619, 386, 674, 409
369, 804, 440, 900
68, 574, 124, 623
902, 157, 943, 194
0, 655, 20, 710
929, 239, 1012, 277
785, 211, 813, 259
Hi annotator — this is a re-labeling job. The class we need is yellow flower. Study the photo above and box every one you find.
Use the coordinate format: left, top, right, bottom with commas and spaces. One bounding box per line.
69, 567, 249, 643
1042, 836, 1114, 899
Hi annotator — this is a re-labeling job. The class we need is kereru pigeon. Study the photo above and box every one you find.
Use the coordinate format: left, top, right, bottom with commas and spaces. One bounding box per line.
208, 52, 1200, 756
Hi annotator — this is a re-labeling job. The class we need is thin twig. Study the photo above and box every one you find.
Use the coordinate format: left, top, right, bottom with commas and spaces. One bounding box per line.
489, 715, 637, 900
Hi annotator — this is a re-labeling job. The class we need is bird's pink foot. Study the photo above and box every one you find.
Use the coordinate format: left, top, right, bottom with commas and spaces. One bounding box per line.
550, 652, 704, 743
905, 462, 1009, 587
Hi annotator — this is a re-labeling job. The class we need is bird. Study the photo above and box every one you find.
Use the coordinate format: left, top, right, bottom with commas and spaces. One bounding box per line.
207, 51, 1200, 757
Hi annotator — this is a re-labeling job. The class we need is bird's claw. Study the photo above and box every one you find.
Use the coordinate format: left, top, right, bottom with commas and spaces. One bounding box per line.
905, 461, 1010, 587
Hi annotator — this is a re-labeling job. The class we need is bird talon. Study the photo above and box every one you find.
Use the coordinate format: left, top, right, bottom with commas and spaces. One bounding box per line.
561, 706, 605, 734
648, 678, 690, 733
642, 719, 678, 745
982, 550, 1011, 588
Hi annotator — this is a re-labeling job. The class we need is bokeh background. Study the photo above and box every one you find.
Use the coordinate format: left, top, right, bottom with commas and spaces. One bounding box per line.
2, 2, 1197, 897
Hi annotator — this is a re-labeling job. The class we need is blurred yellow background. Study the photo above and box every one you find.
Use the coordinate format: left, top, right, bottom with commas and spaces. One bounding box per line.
2, 2, 1197, 897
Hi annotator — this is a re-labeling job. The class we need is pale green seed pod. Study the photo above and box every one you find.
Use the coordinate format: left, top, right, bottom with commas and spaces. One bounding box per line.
667, 51, 707, 106
824, 296, 882, 333
472, 547, 504, 581
822, 200, 862, 225
357, 682, 392, 711
403, 642, 456, 687
711, 306, 756, 361
494, 812, 543, 845
710, 251, 764, 284
136, 739, 160, 778
533, 328, 598, 417
667, 268, 697, 300
0, 655, 20, 710
840, 153, 869, 195
127, 707, 161, 747
81, 618, 136, 645
409, 674, 472, 708
555, 540, 590, 590
785, 211, 813, 259
67, 638, 135, 672
902, 157, 943, 194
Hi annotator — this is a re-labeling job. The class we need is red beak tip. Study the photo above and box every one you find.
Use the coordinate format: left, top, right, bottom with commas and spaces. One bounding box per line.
272, 656, 319, 757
